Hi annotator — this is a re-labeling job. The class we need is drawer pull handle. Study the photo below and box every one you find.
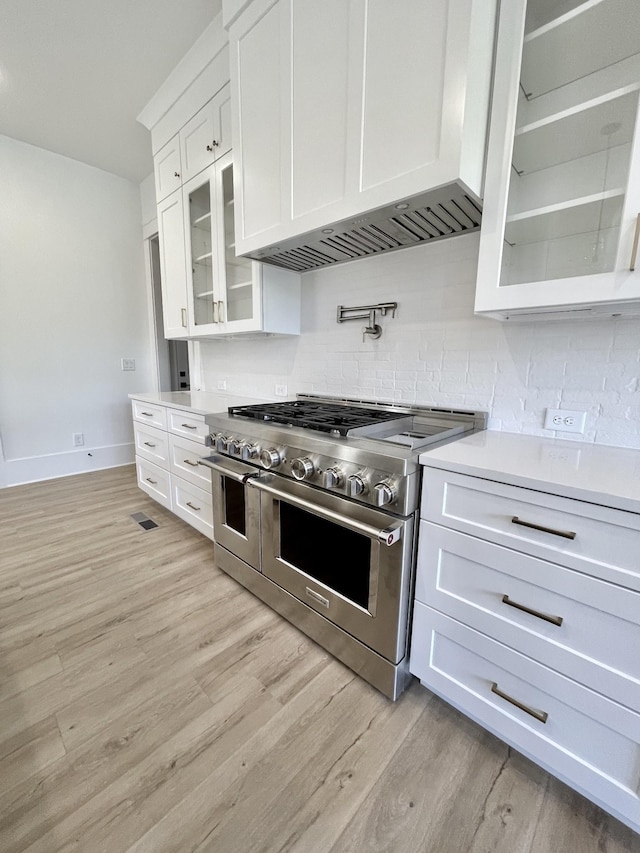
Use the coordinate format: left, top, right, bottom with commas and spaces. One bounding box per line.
183, 459, 199, 467
140, 412, 154, 417
501, 594, 563, 627
511, 516, 576, 540
630, 212, 640, 271
143, 441, 156, 448
181, 423, 197, 430
306, 587, 330, 608
490, 682, 548, 724
186, 501, 201, 512
145, 477, 158, 485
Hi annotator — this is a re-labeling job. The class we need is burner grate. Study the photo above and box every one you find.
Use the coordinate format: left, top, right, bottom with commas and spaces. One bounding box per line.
228, 401, 403, 436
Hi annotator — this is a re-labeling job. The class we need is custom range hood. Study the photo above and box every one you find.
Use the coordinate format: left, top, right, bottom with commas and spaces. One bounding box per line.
247, 185, 482, 273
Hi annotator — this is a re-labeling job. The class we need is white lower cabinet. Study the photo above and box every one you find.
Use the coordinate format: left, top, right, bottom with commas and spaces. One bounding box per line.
132, 400, 213, 540
411, 464, 640, 834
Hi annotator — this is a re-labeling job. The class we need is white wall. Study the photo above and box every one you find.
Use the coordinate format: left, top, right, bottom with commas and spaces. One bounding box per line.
0, 135, 154, 486
197, 233, 640, 449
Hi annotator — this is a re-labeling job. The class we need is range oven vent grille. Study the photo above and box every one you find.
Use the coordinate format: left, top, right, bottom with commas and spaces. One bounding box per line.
254, 185, 481, 272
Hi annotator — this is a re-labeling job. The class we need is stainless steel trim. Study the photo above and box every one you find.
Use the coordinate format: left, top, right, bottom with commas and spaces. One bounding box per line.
186, 501, 201, 512
511, 516, 576, 540
501, 594, 563, 627
631, 213, 640, 271
490, 682, 548, 724
199, 456, 260, 485
306, 587, 330, 608
183, 459, 199, 467
248, 477, 402, 545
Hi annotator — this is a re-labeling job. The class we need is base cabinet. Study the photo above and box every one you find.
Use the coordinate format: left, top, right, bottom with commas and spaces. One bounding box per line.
411, 464, 640, 835
132, 400, 213, 539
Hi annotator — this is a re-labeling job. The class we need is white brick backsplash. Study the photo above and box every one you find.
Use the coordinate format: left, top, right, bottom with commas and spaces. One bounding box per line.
198, 235, 640, 449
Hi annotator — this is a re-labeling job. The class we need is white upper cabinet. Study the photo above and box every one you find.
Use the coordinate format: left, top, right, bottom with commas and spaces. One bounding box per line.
229, 0, 497, 262
153, 137, 182, 203
474, 0, 640, 319
183, 153, 301, 338
180, 85, 232, 183
157, 189, 188, 338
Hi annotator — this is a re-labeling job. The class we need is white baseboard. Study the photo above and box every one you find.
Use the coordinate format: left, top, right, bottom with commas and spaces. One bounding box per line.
0, 443, 135, 488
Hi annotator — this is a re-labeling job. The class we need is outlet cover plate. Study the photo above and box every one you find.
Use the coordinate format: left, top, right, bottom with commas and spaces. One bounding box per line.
275, 384, 288, 397
121, 358, 136, 371
217, 380, 227, 391
544, 408, 587, 433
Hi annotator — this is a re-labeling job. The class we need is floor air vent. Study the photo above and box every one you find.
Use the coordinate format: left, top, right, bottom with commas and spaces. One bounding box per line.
255, 186, 482, 272
131, 512, 159, 531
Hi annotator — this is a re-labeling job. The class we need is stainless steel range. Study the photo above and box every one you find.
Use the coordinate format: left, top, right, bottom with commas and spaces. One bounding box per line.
201, 395, 486, 699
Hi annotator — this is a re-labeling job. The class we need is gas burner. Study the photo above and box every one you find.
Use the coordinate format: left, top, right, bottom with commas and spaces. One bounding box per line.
227, 400, 404, 436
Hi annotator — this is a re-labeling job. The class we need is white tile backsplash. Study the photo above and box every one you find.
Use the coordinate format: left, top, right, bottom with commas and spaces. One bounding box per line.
198, 234, 640, 449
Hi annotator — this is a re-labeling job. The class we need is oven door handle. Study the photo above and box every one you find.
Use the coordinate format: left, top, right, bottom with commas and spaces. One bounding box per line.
198, 456, 261, 485
247, 477, 402, 546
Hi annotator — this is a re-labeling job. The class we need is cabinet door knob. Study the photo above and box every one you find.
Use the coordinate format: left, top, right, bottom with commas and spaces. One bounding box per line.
206, 140, 219, 151
174, 171, 180, 177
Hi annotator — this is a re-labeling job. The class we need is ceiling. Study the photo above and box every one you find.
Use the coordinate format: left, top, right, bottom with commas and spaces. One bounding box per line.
0, 0, 222, 183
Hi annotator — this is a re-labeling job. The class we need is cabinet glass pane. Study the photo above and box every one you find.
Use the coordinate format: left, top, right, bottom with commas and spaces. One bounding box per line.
500, 0, 640, 287
188, 181, 215, 326
221, 163, 254, 322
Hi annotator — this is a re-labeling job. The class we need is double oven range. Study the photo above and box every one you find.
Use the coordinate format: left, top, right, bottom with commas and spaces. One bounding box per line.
201, 395, 486, 699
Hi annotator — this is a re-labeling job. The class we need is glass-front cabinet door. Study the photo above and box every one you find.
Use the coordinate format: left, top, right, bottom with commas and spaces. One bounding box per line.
475, 0, 640, 318
215, 153, 261, 333
184, 165, 219, 335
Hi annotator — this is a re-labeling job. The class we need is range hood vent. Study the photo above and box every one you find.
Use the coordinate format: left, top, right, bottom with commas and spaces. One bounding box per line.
250, 184, 482, 272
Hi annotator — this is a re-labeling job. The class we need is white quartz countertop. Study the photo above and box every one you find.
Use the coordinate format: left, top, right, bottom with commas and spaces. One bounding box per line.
419, 430, 640, 515
129, 391, 269, 416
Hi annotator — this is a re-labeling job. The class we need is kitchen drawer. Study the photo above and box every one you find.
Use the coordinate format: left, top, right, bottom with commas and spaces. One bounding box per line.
421, 468, 640, 592
131, 400, 168, 431
136, 457, 171, 510
171, 477, 213, 540
410, 603, 640, 833
169, 434, 212, 489
133, 423, 169, 468
168, 409, 209, 444
416, 521, 640, 710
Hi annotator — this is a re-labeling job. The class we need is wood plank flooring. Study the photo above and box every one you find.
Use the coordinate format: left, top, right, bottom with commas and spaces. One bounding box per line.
0, 465, 638, 852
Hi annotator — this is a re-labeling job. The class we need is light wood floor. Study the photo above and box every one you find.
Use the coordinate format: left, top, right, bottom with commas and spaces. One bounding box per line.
0, 465, 638, 853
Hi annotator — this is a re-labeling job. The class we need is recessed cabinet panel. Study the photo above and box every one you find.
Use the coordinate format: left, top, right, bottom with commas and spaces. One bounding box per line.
235, 0, 285, 241
290, 0, 352, 218
360, 0, 446, 191
154, 136, 182, 202
181, 103, 217, 183
157, 190, 188, 339
219, 157, 257, 327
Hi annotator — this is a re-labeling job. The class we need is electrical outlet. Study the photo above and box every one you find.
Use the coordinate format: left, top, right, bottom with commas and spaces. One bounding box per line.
73, 433, 84, 447
544, 408, 587, 433
217, 379, 227, 391
275, 384, 288, 397
121, 358, 135, 371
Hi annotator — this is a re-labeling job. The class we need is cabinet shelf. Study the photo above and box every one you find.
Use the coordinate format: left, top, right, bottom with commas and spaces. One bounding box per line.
521, 0, 640, 99
194, 252, 213, 266
195, 290, 215, 299
513, 87, 638, 175
505, 190, 623, 246
228, 281, 252, 291
193, 211, 212, 229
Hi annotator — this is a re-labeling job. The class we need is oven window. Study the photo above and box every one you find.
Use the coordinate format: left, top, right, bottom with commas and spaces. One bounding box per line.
279, 502, 371, 609
223, 477, 246, 536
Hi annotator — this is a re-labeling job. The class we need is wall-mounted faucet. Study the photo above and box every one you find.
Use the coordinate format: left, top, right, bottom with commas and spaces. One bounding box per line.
336, 302, 398, 341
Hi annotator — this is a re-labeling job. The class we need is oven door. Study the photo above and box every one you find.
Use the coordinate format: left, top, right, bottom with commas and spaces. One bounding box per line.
199, 455, 261, 569
248, 475, 415, 664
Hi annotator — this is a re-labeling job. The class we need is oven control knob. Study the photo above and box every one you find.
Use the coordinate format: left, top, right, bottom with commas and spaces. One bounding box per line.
227, 438, 242, 456
260, 448, 282, 469
347, 474, 367, 497
213, 433, 230, 452
291, 457, 315, 480
240, 442, 260, 461
323, 467, 344, 489
373, 482, 397, 507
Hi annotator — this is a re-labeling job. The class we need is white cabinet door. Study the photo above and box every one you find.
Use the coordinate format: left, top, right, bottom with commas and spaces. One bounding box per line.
232, 0, 288, 246
153, 136, 182, 202
474, 0, 640, 318
180, 84, 233, 183
183, 165, 219, 336
157, 189, 189, 339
